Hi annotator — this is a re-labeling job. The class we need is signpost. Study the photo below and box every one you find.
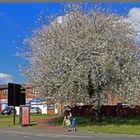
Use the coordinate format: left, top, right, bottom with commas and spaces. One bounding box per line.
8, 83, 26, 125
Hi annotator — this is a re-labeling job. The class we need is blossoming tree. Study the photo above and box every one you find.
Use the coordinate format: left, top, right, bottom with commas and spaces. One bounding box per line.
19, 4, 140, 121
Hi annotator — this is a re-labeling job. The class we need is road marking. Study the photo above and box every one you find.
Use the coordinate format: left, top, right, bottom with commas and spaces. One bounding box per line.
24, 135, 30, 138
8, 133, 18, 137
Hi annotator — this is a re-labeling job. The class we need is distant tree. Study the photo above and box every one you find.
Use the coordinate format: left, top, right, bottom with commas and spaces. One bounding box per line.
19, 4, 140, 121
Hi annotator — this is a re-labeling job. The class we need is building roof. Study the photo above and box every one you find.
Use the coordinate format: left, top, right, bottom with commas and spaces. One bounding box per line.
0, 85, 8, 90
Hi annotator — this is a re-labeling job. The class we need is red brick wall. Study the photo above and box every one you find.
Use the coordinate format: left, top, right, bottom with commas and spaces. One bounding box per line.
0, 90, 8, 99
0, 89, 8, 111
47, 109, 55, 114
25, 89, 37, 99
101, 91, 123, 106
0, 88, 37, 100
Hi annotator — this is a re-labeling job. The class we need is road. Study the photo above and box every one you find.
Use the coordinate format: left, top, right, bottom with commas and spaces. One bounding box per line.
0, 128, 140, 140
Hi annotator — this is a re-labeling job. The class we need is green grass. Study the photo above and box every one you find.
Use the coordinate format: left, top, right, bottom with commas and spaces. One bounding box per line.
0, 114, 140, 135
53, 116, 140, 135
0, 114, 58, 127
0, 115, 19, 127
78, 125, 140, 135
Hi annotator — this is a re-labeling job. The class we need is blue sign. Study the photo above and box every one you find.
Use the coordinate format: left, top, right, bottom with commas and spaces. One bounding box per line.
31, 98, 45, 102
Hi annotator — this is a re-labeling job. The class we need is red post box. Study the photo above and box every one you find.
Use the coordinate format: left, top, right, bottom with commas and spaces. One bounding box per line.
20, 105, 30, 127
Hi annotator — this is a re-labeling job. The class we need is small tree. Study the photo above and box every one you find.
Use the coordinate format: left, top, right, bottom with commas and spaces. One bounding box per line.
20, 4, 140, 121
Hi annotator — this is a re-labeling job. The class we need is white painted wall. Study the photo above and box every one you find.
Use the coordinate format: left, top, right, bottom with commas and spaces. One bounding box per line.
54, 103, 58, 114
15, 106, 20, 115
31, 102, 48, 114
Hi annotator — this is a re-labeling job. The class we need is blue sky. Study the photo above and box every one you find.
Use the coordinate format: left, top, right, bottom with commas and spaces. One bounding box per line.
0, 2, 140, 85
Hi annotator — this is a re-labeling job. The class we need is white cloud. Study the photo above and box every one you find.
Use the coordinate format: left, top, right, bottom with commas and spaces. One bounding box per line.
0, 73, 13, 84
53, 15, 69, 28
127, 7, 140, 42
128, 8, 140, 22
57, 16, 63, 24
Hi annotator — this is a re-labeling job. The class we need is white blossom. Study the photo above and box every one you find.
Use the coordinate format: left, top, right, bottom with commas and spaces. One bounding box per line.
19, 4, 140, 109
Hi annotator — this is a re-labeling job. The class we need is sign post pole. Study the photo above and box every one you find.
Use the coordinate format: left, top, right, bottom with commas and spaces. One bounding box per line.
8, 83, 26, 125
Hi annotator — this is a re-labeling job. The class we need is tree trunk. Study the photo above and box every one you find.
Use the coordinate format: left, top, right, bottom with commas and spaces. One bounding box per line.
94, 105, 101, 122
88, 70, 102, 122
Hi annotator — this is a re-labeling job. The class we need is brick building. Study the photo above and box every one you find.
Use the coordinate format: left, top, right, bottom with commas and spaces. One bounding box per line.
0, 84, 59, 114
0, 84, 37, 112
100, 91, 122, 106
0, 84, 124, 114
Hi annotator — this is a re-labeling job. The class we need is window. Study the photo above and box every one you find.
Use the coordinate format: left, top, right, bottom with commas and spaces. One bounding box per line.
47, 104, 54, 110
3, 89, 8, 95
104, 94, 108, 103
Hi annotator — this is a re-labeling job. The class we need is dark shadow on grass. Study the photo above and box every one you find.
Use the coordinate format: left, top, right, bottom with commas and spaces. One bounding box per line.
20, 123, 37, 127
99, 116, 140, 126
53, 116, 140, 126
29, 123, 37, 127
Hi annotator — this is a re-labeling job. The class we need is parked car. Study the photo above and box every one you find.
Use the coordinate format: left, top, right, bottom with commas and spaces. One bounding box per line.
1, 106, 17, 115
30, 107, 42, 114
117, 103, 129, 108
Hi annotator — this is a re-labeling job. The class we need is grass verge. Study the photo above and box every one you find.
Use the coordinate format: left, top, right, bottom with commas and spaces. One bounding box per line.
53, 116, 140, 135
0, 114, 57, 127
0, 114, 140, 135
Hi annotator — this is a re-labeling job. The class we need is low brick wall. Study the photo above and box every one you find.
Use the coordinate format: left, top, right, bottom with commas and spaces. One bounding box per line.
71, 105, 93, 117
101, 105, 140, 117
71, 105, 140, 117
47, 109, 55, 114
